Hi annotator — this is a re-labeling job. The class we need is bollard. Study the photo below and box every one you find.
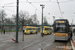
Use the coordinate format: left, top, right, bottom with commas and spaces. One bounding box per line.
43, 33, 44, 36
41, 33, 44, 37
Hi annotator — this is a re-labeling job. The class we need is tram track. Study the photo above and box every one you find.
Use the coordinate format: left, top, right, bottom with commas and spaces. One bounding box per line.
45, 40, 72, 50
23, 35, 53, 50
3, 34, 42, 50
3, 34, 53, 50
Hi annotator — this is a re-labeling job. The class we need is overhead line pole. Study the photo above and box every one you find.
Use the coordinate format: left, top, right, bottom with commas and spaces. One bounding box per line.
16, 0, 19, 43
40, 4, 45, 37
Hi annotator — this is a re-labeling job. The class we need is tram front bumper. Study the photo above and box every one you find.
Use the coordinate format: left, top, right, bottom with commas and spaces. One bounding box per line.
54, 36, 69, 41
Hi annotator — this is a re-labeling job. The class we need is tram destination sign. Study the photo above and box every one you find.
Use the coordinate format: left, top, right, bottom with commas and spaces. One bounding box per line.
56, 21, 66, 23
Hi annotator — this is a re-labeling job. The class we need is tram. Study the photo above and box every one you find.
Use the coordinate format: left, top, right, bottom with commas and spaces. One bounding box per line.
53, 19, 71, 41
23, 26, 38, 34
40, 26, 52, 35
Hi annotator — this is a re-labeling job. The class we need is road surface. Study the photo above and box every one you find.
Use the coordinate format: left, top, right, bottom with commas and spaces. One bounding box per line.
0, 32, 72, 50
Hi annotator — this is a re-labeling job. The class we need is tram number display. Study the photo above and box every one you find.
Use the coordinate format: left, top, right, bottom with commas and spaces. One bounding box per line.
56, 21, 66, 23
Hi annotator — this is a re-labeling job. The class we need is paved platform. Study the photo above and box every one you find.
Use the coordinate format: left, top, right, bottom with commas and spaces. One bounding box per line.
0, 32, 72, 50
71, 33, 75, 50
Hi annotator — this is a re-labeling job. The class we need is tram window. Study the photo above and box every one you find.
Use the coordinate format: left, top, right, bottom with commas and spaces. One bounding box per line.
33, 28, 38, 30
54, 27, 67, 33
26, 28, 29, 30
50, 28, 52, 30
56, 24, 65, 27
33, 28, 35, 30
45, 28, 50, 30
27, 28, 32, 30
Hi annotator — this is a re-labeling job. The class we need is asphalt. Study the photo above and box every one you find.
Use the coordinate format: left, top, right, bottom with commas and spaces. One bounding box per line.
0, 32, 72, 50
71, 33, 75, 50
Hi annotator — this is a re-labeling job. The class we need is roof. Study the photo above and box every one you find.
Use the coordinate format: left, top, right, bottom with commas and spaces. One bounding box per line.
55, 19, 68, 21
54, 19, 69, 24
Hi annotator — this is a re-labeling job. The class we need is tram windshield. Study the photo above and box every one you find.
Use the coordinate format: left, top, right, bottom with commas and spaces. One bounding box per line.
54, 24, 67, 33
56, 24, 65, 27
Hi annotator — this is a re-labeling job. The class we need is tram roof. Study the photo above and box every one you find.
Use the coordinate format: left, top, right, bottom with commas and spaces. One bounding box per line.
54, 19, 69, 23
55, 19, 68, 21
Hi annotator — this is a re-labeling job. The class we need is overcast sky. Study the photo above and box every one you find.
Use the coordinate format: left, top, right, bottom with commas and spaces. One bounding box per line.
0, 0, 75, 25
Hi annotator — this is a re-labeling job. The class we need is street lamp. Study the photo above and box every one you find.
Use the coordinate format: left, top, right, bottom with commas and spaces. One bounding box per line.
40, 4, 45, 37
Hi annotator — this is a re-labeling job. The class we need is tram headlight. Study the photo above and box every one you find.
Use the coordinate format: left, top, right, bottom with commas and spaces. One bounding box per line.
54, 34, 55, 36
66, 34, 68, 36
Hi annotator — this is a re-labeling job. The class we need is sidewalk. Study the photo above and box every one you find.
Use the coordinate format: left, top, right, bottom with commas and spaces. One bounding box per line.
71, 33, 75, 50
0, 32, 26, 50
0, 32, 40, 50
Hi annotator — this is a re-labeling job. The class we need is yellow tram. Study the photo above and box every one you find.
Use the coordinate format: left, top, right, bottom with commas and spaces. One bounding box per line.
23, 26, 38, 34
53, 19, 72, 41
40, 26, 52, 35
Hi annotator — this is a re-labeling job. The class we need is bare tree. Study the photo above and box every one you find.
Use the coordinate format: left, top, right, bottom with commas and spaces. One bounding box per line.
31, 14, 39, 25
12, 10, 30, 30
0, 10, 6, 31
27, 18, 33, 25
13, 10, 29, 24
4, 18, 14, 24
4, 18, 14, 30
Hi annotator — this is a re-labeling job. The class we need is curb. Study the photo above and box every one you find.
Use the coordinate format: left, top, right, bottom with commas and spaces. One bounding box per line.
71, 40, 75, 50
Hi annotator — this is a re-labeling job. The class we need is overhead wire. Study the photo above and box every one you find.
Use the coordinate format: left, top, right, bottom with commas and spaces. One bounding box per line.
25, 1, 56, 3
20, 0, 74, 3
0, 2, 17, 13
56, 0, 63, 18
0, 0, 73, 16
0, 0, 73, 6
0, 0, 42, 15
20, 0, 57, 3
55, 0, 74, 19
0, 0, 52, 13
26, 0, 41, 13
0, 7, 15, 13
0, 2, 16, 13
0, 7, 16, 19
3, 2, 16, 5
59, 0, 73, 3
0, 6, 16, 7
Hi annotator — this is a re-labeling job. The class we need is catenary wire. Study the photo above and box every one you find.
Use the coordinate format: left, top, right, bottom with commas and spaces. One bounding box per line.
1, 7, 15, 13
56, 0, 63, 18
26, 0, 41, 13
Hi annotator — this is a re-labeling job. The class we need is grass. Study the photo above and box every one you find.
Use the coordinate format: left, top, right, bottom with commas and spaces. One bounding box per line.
0, 30, 23, 32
